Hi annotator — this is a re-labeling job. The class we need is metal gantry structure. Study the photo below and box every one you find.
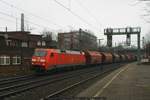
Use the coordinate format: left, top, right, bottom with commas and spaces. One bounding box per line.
104, 27, 141, 63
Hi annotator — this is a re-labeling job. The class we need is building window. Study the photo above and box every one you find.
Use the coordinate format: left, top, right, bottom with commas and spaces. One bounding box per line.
13, 40, 19, 47
12, 56, 21, 65
37, 41, 41, 46
6, 40, 11, 46
22, 42, 28, 47
0, 56, 10, 65
42, 41, 46, 46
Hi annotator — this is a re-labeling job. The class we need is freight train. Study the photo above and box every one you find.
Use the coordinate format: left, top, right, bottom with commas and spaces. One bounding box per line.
31, 48, 136, 72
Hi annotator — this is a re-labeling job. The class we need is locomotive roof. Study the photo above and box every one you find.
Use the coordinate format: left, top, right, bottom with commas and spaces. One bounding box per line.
35, 48, 82, 55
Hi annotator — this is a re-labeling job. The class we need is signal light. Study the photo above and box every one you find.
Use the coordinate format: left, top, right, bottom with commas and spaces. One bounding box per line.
40, 59, 46, 62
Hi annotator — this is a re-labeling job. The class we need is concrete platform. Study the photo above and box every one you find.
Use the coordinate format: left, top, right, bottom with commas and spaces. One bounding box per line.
77, 62, 150, 100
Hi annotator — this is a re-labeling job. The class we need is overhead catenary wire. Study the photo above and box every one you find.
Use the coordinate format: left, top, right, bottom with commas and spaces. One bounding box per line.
139, 0, 150, 1
0, 0, 100, 31
75, 0, 102, 27
53, 0, 99, 31
138, 0, 150, 23
129, 1, 141, 6
0, 11, 53, 31
140, 15, 150, 23
0, 16, 16, 31
0, 0, 64, 28
0, 16, 15, 23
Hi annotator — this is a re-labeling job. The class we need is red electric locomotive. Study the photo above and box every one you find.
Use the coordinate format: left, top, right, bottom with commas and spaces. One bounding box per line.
32, 48, 86, 72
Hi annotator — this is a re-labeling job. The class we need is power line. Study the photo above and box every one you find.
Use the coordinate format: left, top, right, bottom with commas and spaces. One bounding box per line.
140, 15, 150, 23
0, 11, 53, 30
0, 0, 63, 28
129, 1, 141, 6
53, 0, 99, 30
139, 0, 150, 1
0, 16, 15, 23
141, 14, 150, 16
75, 0, 102, 26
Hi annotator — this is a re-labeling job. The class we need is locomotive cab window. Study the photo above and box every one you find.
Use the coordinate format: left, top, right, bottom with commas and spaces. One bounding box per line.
34, 50, 47, 57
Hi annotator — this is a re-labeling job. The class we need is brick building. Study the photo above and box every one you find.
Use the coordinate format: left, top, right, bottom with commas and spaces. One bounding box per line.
58, 29, 97, 51
0, 31, 57, 74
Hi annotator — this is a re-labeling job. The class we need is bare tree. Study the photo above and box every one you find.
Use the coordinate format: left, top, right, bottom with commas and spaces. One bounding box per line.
41, 28, 57, 41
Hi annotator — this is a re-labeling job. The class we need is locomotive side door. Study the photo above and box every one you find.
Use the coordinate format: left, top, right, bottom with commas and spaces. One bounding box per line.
49, 52, 56, 68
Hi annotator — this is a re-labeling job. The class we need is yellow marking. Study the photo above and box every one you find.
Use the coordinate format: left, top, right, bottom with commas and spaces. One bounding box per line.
94, 65, 129, 97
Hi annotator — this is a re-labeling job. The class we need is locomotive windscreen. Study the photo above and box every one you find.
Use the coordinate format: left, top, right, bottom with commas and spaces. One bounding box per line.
33, 50, 47, 57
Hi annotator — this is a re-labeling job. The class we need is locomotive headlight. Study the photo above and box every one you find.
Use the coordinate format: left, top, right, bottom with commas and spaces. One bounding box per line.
40, 59, 46, 62
32, 58, 36, 62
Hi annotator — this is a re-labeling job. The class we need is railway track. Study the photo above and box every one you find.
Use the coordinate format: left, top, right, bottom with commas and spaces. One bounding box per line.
0, 63, 126, 100
0, 64, 110, 99
0, 74, 34, 82
0, 74, 36, 86
41, 64, 124, 100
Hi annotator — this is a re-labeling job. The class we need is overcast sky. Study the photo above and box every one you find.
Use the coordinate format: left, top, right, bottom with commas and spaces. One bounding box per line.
0, 0, 150, 46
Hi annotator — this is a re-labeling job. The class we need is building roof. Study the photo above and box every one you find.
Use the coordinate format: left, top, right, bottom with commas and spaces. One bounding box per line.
28, 34, 42, 41
0, 31, 42, 41
58, 29, 97, 39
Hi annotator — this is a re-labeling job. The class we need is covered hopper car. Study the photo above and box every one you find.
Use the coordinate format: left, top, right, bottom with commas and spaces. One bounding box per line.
100, 52, 113, 64
83, 50, 102, 65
